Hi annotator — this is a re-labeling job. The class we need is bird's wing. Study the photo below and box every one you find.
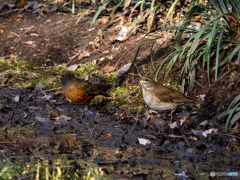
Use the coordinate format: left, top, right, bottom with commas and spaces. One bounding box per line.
153, 84, 194, 103
76, 79, 98, 96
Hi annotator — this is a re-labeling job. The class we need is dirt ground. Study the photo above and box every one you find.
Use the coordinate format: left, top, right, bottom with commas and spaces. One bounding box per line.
1, 10, 240, 179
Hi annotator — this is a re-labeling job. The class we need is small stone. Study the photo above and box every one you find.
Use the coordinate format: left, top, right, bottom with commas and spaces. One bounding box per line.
68, 64, 79, 71
116, 63, 132, 77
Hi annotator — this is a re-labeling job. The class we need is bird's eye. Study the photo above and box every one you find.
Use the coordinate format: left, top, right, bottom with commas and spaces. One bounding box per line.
145, 79, 148, 81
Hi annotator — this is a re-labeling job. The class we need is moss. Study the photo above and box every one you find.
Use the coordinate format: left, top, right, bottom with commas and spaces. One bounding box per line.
104, 72, 117, 85
74, 62, 97, 77
111, 86, 127, 96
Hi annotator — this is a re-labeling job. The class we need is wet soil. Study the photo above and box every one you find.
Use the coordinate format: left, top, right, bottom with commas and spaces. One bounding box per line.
0, 11, 240, 179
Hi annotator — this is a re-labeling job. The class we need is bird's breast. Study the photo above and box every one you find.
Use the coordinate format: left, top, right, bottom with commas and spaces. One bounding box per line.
142, 88, 178, 112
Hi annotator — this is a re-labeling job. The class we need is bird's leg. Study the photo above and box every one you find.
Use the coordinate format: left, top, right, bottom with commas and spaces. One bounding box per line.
144, 105, 150, 120
170, 109, 175, 124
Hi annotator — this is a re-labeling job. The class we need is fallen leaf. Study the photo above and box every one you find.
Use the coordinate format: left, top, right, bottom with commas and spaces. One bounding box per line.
61, 115, 72, 120
169, 122, 177, 129
132, 117, 138, 121
101, 133, 112, 138
102, 50, 109, 54
42, 4, 51, 13
16, 0, 27, 8
68, 64, 79, 71
182, 120, 189, 124
25, 41, 35, 45
190, 136, 197, 141
116, 63, 132, 77
78, 51, 90, 60
204, 128, 218, 134
107, 55, 114, 60
208, 150, 214, 154
103, 65, 114, 73
102, 17, 109, 24
52, 115, 72, 121
138, 138, 151, 145
0, 30, 4, 34
227, 143, 239, 150
13, 95, 19, 103
191, 130, 207, 138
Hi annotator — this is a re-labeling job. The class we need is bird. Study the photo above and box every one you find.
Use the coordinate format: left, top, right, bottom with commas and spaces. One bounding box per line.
55, 72, 108, 104
139, 77, 197, 122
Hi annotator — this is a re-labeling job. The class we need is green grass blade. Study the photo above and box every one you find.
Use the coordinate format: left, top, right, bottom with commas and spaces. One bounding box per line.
225, 102, 240, 132
165, 52, 180, 77
76, 7, 92, 25
188, 14, 222, 57
217, 44, 240, 68
164, 0, 179, 26
132, 43, 143, 81
124, 0, 131, 10
215, 29, 224, 80
91, 2, 110, 28
205, 18, 220, 83
109, 0, 124, 20
228, 94, 240, 109
219, 0, 228, 14
189, 67, 196, 91
154, 52, 176, 81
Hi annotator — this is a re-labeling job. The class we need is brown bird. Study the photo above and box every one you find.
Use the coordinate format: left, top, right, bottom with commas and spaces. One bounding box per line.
139, 77, 196, 121
56, 72, 108, 104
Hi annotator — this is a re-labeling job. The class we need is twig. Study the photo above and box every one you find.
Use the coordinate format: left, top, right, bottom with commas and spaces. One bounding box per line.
0, 9, 18, 16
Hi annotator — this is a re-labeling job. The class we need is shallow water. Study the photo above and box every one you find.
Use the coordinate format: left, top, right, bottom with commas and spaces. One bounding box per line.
0, 128, 239, 180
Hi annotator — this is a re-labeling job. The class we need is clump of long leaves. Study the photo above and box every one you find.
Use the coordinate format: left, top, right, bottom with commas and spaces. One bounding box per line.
156, 0, 240, 91
217, 94, 240, 133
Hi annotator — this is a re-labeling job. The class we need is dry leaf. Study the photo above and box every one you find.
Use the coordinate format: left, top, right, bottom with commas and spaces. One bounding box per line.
190, 136, 197, 141
107, 55, 114, 60
133, 117, 138, 121
16, 0, 27, 9
227, 143, 239, 150
102, 50, 109, 54
78, 51, 90, 60
52, 115, 71, 121
182, 120, 189, 124
101, 133, 112, 138
102, 17, 109, 24
208, 150, 214, 154
138, 138, 151, 145
25, 41, 35, 45
42, 4, 51, 13
103, 65, 114, 73
0, 30, 4, 34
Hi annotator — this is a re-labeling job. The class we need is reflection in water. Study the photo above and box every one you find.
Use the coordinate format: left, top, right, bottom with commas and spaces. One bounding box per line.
0, 128, 239, 179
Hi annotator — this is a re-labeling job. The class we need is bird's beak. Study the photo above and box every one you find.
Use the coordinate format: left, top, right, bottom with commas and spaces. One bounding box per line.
53, 73, 63, 78
137, 76, 144, 81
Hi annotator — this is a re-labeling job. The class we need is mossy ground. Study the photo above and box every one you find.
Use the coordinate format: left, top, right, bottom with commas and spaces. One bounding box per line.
0, 57, 187, 113
0, 57, 145, 112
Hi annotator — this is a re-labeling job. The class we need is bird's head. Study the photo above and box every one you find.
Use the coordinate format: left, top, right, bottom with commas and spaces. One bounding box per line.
54, 72, 75, 84
138, 77, 155, 89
